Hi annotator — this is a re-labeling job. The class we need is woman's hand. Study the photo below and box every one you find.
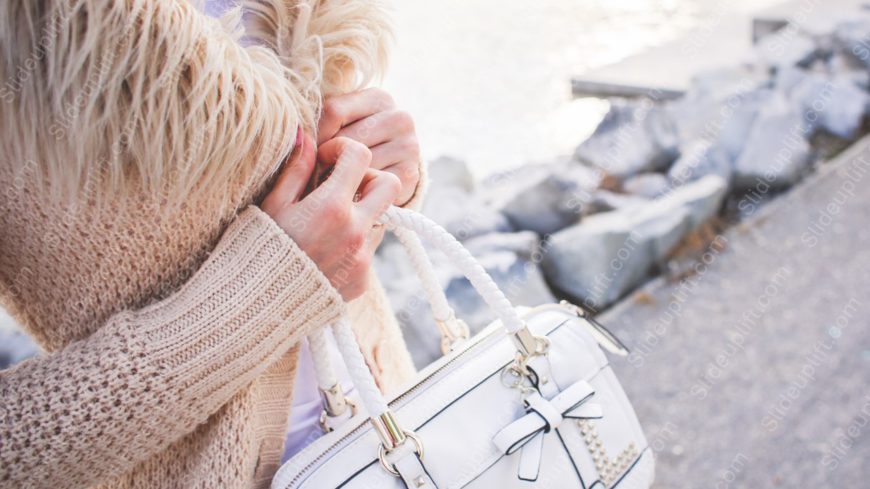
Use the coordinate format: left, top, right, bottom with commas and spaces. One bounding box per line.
261, 131, 401, 301
317, 88, 421, 206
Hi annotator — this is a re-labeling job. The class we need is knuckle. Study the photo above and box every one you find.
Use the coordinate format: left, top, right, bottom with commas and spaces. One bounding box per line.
370, 88, 395, 108
399, 162, 421, 187
322, 98, 344, 122
382, 171, 403, 196
401, 136, 420, 156
336, 137, 372, 164
390, 110, 415, 132
345, 227, 367, 252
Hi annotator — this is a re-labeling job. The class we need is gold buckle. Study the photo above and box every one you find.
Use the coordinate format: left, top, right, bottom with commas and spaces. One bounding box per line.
436, 313, 470, 354
502, 325, 550, 398
377, 430, 424, 477
372, 411, 425, 477
318, 397, 357, 433
318, 383, 357, 433
511, 325, 549, 358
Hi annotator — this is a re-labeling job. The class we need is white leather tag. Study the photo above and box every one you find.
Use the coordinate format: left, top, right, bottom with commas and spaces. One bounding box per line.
394, 452, 437, 488
517, 432, 543, 482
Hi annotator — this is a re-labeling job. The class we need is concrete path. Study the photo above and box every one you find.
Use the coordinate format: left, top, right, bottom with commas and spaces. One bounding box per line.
601, 137, 870, 488
575, 0, 868, 94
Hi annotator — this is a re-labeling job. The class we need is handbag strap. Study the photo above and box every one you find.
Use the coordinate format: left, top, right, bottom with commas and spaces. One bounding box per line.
307, 206, 547, 475
307, 219, 470, 427
391, 227, 470, 352
380, 207, 527, 335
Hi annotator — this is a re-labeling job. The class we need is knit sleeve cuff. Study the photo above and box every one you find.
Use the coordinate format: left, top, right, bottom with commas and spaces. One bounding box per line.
130, 205, 344, 413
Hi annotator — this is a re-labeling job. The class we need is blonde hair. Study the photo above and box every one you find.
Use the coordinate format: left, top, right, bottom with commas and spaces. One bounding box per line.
0, 0, 391, 204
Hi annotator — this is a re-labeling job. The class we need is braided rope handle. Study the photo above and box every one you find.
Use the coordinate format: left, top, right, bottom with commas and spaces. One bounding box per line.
308, 206, 526, 422
305, 219, 458, 399
307, 327, 338, 392
380, 207, 524, 334
391, 227, 453, 323
331, 318, 390, 417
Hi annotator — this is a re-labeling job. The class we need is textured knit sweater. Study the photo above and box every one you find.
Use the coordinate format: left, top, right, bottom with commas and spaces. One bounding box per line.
0, 1, 421, 488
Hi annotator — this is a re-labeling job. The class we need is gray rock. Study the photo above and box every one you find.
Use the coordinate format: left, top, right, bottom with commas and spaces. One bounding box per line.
714, 88, 774, 161
668, 140, 732, 187
789, 74, 869, 140
422, 186, 511, 241
462, 231, 541, 259
833, 18, 870, 70
500, 164, 600, 236
826, 54, 870, 89
428, 156, 475, 193
421, 155, 512, 240
574, 101, 679, 178
445, 252, 556, 333
633, 206, 693, 263
774, 66, 811, 94
754, 29, 819, 69
542, 211, 661, 310
374, 240, 417, 284
623, 173, 670, 199
687, 67, 761, 100
476, 163, 556, 209
668, 72, 772, 161
588, 190, 650, 213
733, 93, 812, 189
658, 174, 729, 229
542, 175, 727, 308
381, 275, 442, 367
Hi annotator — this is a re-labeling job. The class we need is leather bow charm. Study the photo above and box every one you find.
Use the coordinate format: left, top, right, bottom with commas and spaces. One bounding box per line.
492, 380, 603, 481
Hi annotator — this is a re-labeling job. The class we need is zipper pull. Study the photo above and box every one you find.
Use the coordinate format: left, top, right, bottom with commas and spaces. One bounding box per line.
559, 301, 630, 356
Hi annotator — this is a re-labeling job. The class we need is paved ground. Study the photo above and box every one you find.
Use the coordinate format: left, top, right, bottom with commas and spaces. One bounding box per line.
576, 0, 867, 94
601, 137, 870, 488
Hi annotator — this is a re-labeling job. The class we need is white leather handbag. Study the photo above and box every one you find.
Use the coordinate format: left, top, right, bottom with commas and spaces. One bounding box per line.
272, 207, 655, 489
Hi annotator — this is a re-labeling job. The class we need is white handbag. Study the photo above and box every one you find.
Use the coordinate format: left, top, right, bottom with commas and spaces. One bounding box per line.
272, 207, 655, 489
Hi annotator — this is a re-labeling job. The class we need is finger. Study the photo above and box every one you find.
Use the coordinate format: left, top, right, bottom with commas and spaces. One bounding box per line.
369, 137, 414, 169
334, 110, 415, 150
265, 130, 316, 204
355, 169, 401, 223
311, 137, 372, 202
363, 224, 386, 256
370, 139, 421, 203
317, 88, 396, 144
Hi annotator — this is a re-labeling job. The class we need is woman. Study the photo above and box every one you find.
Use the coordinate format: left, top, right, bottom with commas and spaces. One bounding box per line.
0, 0, 423, 487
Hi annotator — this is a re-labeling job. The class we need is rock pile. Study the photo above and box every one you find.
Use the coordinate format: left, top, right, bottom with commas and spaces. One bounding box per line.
377, 16, 870, 367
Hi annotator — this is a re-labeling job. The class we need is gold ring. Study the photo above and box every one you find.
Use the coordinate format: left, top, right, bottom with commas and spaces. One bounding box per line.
377, 430, 424, 477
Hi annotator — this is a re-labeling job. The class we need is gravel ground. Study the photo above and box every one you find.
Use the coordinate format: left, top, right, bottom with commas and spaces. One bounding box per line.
601, 137, 870, 488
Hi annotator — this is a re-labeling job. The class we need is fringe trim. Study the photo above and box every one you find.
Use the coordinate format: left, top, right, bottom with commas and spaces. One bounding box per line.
241, 0, 393, 136
0, 0, 391, 205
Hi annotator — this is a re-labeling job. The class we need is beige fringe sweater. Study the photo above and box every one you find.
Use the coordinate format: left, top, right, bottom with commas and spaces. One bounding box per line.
0, 1, 422, 488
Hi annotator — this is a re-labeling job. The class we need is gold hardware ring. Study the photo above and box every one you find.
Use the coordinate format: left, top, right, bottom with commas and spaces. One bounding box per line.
377, 430, 424, 477
318, 397, 358, 433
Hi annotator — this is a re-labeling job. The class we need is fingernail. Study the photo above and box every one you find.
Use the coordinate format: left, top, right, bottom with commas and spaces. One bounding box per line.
296, 126, 304, 146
